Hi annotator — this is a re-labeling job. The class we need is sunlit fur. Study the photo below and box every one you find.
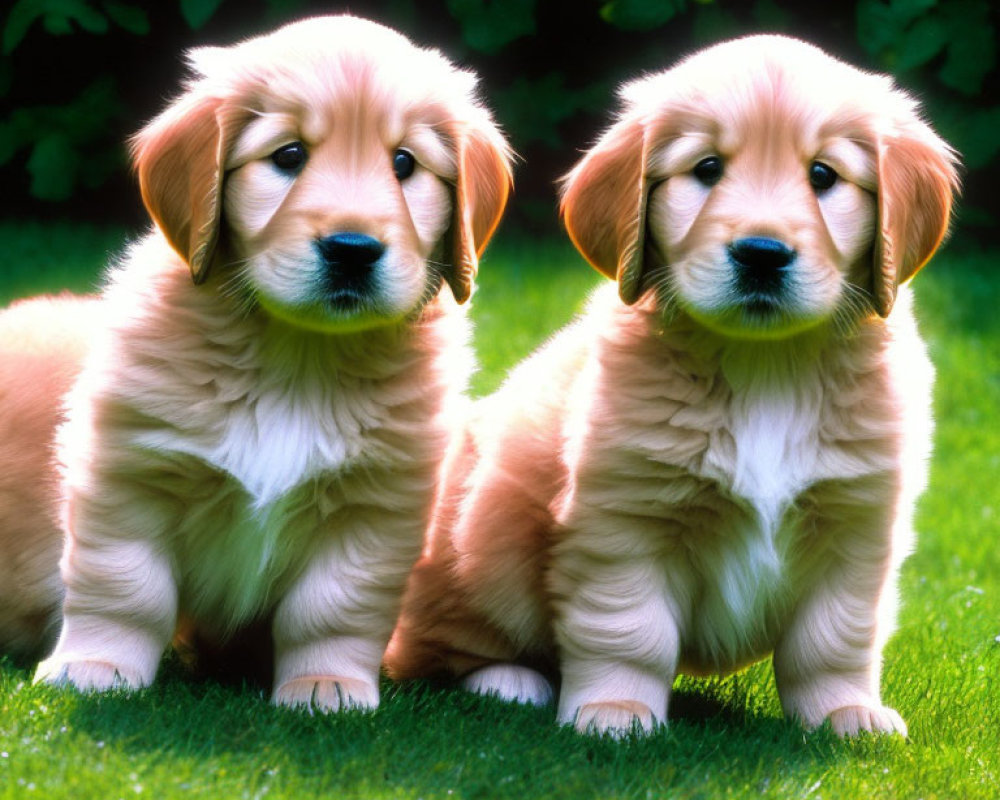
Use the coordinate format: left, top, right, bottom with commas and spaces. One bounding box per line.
0, 297, 102, 660
386, 35, 958, 737
24, 15, 511, 712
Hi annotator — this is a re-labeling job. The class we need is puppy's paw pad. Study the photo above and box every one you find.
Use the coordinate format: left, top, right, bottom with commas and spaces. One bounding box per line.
828, 704, 907, 737
463, 664, 554, 706
35, 659, 139, 692
575, 700, 657, 737
273, 676, 379, 713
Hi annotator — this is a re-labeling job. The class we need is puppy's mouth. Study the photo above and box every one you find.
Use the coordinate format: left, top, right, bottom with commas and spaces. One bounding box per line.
740, 291, 787, 318
325, 287, 373, 313
713, 292, 806, 338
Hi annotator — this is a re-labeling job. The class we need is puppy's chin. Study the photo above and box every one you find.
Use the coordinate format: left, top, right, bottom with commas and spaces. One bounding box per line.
676, 292, 835, 342
255, 293, 407, 334
685, 306, 828, 341
666, 251, 847, 342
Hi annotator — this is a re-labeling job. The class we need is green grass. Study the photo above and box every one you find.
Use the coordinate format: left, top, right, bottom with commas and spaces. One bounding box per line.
1, 221, 998, 799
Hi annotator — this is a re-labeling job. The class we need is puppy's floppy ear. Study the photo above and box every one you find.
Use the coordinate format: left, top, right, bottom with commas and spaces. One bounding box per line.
873, 115, 959, 317
446, 120, 513, 304
131, 90, 243, 284
560, 117, 649, 305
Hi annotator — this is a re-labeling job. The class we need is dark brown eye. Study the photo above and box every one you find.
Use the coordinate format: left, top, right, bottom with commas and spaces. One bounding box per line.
393, 149, 416, 180
809, 161, 838, 193
693, 156, 723, 187
271, 142, 307, 173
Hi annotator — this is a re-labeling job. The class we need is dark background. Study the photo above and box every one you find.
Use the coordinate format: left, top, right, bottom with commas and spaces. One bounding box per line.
2, 0, 998, 239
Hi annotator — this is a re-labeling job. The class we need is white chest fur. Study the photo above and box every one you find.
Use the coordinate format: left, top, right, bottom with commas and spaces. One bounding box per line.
725, 383, 821, 533
688, 377, 825, 664
134, 356, 380, 511
203, 380, 364, 509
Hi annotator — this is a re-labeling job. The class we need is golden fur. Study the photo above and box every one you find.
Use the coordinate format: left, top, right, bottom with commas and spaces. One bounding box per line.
18, 15, 511, 712
386, 35, 958, 737
0, 296, 102, 659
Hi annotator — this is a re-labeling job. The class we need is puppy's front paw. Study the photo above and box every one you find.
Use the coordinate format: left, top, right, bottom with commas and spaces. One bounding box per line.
574, 700, 658, 737
827, 704, 907, 737
34, 658, 142, 692
273, 676, 379, 714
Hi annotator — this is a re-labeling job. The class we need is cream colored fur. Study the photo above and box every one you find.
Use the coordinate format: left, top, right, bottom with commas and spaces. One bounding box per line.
0, 296, 102, 659
386, 35, 958, 737
24, 15, 511, 712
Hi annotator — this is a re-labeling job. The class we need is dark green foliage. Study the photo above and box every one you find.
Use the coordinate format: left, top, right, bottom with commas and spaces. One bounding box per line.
0, 1, 998, 234
2, 77, 123, 201
600, 0, 689, 31
447, 0, 536, 54
857, 0, 999, 172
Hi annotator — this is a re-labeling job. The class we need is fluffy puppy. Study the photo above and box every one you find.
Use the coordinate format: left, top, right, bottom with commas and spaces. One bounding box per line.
386, 35, 958, 736
0, 296, 101, 660
29, 15, 511, 712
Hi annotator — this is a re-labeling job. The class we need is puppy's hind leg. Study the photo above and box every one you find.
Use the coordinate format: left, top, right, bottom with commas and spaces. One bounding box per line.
463, 663, 554, 706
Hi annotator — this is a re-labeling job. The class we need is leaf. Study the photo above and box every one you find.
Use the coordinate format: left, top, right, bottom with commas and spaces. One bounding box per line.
955, 106, 1000, 168
2, 0, 44, 53
752, 0, 791, 29
893, 14, 948, 71
600, 0, 686, 31
262, 0, 309, 23
932, 100, 1000, 169
938, 0, 996, 95
27, 132, 78, 201
5, 0, 110, 52
62, 0, 107, 33
43, 13, 74, 35
181, 0, 225, 31
856, 0, 904, 57
101, 1, 150, 35
692, 2, 740, 44
889, 0, 937, 27
492, 72, 611, 149
446, 0, 536, 54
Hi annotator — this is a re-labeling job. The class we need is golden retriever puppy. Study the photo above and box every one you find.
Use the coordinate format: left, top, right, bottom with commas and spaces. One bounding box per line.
386, 34, 958, 736
29, 15, 511, 712
0, 296, 102, 660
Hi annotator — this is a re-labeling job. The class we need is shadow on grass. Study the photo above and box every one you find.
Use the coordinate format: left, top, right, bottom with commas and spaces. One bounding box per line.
25, 656, 864, 800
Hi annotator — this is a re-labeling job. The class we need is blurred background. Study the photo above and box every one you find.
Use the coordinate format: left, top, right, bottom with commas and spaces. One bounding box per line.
2, 0, 999, 240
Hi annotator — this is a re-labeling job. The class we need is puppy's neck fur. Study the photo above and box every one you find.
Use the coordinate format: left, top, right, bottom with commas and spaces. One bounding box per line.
90, 237, 465, 510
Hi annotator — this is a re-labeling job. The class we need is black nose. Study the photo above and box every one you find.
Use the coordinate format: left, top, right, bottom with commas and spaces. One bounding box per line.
315, 232, 385, 301
316, 232, 385, 270
728, 236, 796, 295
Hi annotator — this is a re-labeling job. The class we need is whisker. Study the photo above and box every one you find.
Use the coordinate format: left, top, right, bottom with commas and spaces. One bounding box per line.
832, 282, 871, 338
216, 258, 259, 319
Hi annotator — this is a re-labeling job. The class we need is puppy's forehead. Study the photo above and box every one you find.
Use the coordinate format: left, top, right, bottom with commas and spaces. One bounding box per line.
629, 35, 899, 150
192, 15, 474, 138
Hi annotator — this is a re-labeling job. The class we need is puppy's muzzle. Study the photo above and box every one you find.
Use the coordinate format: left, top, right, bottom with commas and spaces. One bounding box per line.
315, 232, 385, 307
728, 237, 796, 308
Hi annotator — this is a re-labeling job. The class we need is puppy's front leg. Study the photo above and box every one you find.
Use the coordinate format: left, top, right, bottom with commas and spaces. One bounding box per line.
272, 515, 418, 713
773, 485, 906, 737
35, 492, 178, 691
553, 534, 679, 736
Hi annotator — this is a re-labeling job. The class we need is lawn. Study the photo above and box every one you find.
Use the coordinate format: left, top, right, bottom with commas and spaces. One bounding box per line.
0, 220, 997, 799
